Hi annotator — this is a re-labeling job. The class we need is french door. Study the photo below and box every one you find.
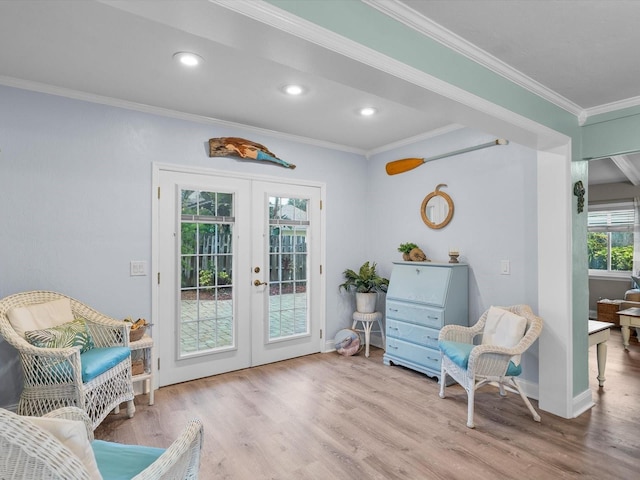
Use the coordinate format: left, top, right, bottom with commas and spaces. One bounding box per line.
156, 168, 322, 386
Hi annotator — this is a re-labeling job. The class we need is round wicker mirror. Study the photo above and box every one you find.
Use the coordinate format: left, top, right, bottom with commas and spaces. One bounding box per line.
421, 184, 454, 229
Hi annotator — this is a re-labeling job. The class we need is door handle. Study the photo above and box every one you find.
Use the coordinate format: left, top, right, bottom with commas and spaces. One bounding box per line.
254, 280, 267, 286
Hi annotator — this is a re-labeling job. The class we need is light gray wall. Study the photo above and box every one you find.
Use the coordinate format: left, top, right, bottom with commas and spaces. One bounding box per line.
0, 85, 367, 408
589, 278, 633, 313
366, 128, 540, 382
367, 128, 539, 315
0, 86, 540, 407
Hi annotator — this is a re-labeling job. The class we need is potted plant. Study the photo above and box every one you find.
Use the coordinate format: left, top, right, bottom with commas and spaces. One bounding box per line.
397, 242, 429, 262
339, 261, 389, 313
398, 242, 418, 261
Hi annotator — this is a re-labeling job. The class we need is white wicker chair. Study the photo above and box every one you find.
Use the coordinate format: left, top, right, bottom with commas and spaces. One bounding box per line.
0, 407, 203, 479
438, 304, 544, 428
0, 291, 135, 430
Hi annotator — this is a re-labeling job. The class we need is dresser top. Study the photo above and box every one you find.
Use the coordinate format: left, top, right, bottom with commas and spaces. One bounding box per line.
392, 261, 468, 267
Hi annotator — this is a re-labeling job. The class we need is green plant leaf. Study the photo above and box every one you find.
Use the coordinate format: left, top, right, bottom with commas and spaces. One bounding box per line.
339, 261, 389, 293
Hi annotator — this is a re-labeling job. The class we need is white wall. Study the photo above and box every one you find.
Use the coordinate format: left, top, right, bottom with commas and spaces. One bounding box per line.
0, 85, 367, 408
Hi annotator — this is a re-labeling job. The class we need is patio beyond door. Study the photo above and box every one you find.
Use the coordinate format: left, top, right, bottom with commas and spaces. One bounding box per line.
157, 169, 321, 386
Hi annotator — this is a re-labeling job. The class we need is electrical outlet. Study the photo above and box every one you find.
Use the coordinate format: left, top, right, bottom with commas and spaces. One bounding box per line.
500, 260, 510, 275
130, 261, 147, 276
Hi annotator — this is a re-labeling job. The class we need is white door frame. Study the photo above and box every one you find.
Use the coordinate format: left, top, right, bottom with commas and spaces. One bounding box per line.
151, 163, 327, 389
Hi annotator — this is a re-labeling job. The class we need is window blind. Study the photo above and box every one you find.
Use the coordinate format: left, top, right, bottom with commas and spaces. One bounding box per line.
588, 209, 634, 232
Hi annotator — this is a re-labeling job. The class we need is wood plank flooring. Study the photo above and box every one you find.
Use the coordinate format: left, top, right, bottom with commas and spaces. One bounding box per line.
96, 329, 640, 479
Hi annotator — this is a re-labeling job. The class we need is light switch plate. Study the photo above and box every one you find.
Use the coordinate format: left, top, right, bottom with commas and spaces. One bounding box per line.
130, 260, 147, 276
500, 260, 510, 275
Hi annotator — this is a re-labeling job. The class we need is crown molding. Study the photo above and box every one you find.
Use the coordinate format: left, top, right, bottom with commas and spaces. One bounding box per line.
583, 95, 640, 119
0, 1, 572, 158
213, 0, 568, 148
0, 74, 465, 158
362, 0, 584, 118
0, 75, 367, 155
366, 124, 464, 158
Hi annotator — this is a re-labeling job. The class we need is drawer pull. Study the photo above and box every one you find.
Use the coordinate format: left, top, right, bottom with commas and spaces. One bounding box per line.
427, 316, 439, 320
388, 344, 398, 350
388, 326, 399, 331
389, 308, 399, 312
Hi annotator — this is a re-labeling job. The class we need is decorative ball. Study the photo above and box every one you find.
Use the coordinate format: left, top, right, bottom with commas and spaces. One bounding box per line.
409, 247, 428, 262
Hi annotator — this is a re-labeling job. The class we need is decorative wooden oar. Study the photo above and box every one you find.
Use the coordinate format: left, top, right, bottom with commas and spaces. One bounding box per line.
385, 139, 508, 175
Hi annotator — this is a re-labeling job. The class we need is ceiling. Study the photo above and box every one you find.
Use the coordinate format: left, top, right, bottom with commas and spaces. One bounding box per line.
0, 0, 638, 184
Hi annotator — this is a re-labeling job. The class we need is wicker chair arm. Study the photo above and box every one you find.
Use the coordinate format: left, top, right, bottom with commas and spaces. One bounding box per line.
84, 318, 130, 348
439, 323, 483, 343
43, 406, 94, 441
467, 344, 516, 376
0, 408, 91, 480
20, 346, 83, 387
68, 296, 130, 347
133, 419, 204, 480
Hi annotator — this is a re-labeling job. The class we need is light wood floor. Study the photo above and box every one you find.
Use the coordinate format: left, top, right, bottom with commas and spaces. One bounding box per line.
96, 329, 640, 479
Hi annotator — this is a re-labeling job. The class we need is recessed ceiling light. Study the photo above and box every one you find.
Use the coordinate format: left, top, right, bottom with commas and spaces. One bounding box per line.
282, 84, 306, 96
173, 52, 203, 67
359, 107, 377, 116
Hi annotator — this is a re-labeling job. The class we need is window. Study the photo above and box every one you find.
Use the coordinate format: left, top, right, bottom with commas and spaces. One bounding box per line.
588, 203, 634, 274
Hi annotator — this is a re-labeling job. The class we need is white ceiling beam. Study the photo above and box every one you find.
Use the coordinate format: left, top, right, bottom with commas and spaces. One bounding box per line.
610, 155, 640, 186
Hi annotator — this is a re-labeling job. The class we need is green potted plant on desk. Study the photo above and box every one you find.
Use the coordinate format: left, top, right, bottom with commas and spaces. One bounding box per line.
339, 261, 389, 313
398, 242, 418, 261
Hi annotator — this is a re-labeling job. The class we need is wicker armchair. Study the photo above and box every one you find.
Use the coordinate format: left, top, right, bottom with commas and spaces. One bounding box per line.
0, 407, 203, 479
0, 291, 135, 430
438, 304, 544, 428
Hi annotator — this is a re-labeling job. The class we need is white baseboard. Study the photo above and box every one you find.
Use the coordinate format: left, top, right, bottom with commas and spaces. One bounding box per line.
572, 388, 595, 417
516, 378, 540, 401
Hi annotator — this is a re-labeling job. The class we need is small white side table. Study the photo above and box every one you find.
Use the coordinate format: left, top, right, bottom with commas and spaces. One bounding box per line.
588, 320, 612, 387
352, 311, 384, 358
617, 307, 640, 350
129, 335, 154, 405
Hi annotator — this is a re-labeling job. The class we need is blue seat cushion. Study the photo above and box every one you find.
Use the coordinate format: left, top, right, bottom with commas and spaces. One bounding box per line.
92, 440, 165, 480
439, 340, 522, 376
80, 347, 130, 383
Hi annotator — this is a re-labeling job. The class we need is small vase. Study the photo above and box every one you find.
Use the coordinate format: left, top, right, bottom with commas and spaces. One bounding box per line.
356, 292, 377, 313
402, 253, 411, 261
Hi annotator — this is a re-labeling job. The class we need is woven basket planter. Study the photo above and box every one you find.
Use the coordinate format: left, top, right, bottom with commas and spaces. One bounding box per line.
129, 325, 146, 342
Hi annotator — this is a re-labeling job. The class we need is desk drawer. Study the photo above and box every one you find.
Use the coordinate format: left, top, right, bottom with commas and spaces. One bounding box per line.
386, 337, 441, 371
386, 319, 439, 349
386, 300, 443, 328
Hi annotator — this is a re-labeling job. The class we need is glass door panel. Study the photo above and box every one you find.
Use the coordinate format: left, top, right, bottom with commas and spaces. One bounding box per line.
179, 189, 235, 356
269, 211, 309, 340
251, 183, 321, 367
